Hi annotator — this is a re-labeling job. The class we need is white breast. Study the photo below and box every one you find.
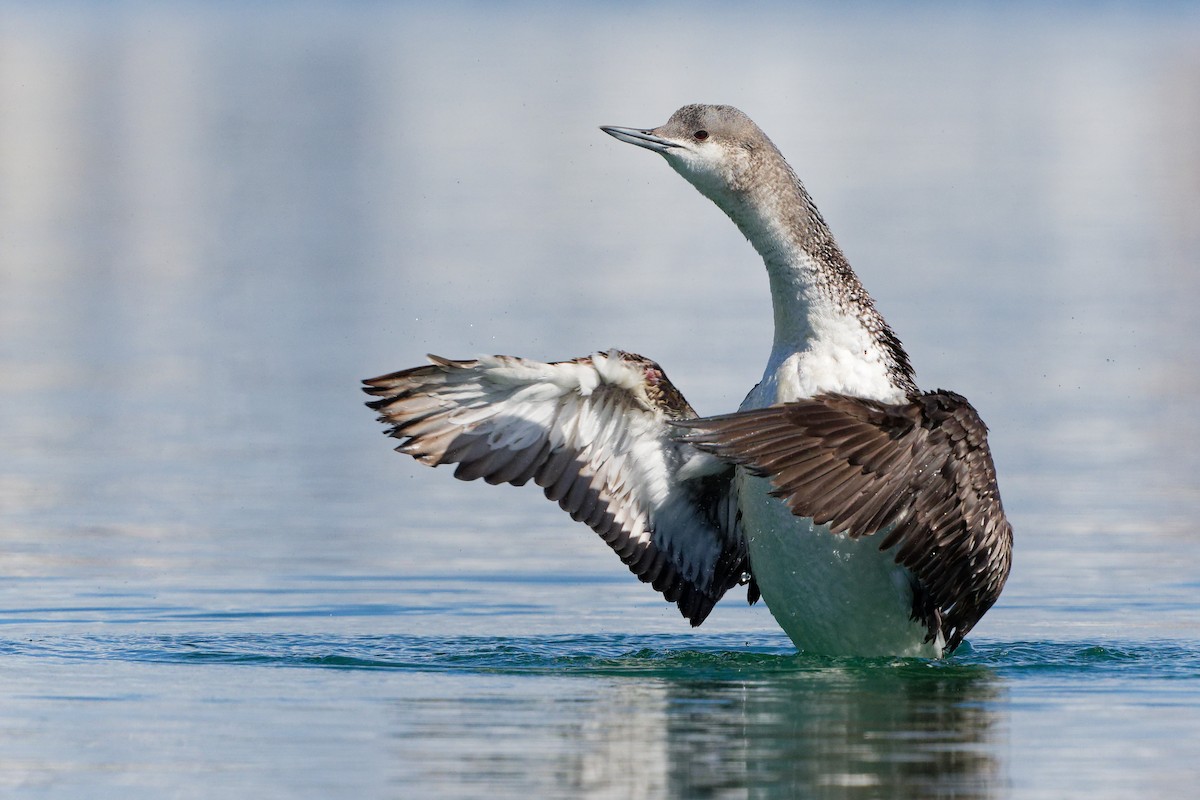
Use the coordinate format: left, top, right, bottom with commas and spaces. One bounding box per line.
736, 472, 943, 657
734, 307, 939, 657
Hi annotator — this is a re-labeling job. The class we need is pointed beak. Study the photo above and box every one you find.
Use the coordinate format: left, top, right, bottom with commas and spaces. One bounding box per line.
600, 125, 681, 153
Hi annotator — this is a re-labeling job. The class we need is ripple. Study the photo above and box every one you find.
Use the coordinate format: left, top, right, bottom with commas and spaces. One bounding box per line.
6, 632, 1199, 682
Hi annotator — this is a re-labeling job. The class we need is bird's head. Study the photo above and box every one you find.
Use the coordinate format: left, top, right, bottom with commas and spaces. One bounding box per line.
602, 104, 783, 207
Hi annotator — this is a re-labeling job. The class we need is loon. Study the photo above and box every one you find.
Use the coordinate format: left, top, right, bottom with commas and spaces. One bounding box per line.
363, 104, 1012, 657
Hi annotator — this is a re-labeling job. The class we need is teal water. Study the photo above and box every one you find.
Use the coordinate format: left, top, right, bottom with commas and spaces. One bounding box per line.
9, 632, 1198, 680
3, 623, 1198, 797
3, 2, 1200, 797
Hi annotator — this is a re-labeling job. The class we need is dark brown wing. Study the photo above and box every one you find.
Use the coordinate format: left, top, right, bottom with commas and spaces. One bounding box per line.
363, 350, 748, 625
678, 391, 1012, 652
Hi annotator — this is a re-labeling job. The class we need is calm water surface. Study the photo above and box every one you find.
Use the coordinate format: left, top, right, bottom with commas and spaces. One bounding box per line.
2, 3, 1199, 798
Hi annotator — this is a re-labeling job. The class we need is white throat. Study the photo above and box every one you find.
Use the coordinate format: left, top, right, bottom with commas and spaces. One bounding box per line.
734, 190, 911, 410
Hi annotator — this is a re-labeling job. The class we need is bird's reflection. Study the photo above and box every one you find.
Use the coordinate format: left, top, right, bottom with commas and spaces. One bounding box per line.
562, 658, 1005, 799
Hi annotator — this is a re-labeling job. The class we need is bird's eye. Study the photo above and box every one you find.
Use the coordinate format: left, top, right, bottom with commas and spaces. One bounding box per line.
694, 130, 709, 141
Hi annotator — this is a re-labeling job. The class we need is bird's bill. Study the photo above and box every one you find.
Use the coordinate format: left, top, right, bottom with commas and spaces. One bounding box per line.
600, 125, 680, 153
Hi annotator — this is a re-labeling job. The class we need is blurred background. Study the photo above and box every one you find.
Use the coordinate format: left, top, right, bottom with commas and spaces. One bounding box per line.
1, 1, 1199, 796
3, 0, 1198, 621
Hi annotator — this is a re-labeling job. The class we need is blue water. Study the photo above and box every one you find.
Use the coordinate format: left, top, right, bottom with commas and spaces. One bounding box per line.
2, 2, 1200, 797
3, 624, 1199, 796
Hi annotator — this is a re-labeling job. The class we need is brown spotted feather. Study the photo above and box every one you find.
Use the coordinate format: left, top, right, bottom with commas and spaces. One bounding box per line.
679, 391, 1012, 652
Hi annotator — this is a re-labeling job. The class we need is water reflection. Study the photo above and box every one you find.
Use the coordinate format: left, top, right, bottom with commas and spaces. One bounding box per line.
676, 671, 1003, 800
408, 662, 1008, 800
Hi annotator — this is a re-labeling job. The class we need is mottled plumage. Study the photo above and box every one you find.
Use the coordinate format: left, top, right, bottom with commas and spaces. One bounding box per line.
678, 391, 1012, 652
364, 351, 748, 625
365, 104, 1013, 657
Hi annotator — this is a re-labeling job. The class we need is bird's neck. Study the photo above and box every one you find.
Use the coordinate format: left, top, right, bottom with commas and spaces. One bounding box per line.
714, 171, 917, 407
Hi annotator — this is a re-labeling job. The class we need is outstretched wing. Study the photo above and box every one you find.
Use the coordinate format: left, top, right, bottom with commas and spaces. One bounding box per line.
363, 349, 748, 625
679, 391, 1012, 652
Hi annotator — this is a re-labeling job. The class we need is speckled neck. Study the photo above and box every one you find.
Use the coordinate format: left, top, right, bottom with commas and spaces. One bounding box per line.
705, 151, 919, 404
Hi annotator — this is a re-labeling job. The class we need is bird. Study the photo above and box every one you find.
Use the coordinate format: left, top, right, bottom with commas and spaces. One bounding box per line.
363, 104, 1012, 658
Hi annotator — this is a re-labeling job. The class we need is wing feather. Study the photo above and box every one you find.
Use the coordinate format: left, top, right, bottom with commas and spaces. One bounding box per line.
364, 349, 748, 625
679, 391, 1012, 652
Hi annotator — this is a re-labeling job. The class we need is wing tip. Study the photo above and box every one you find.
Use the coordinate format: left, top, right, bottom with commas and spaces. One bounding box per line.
361, 354, 467, 391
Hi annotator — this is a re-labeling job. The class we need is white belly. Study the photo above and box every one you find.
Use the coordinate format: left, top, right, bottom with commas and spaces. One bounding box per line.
738, 472, 944, 658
